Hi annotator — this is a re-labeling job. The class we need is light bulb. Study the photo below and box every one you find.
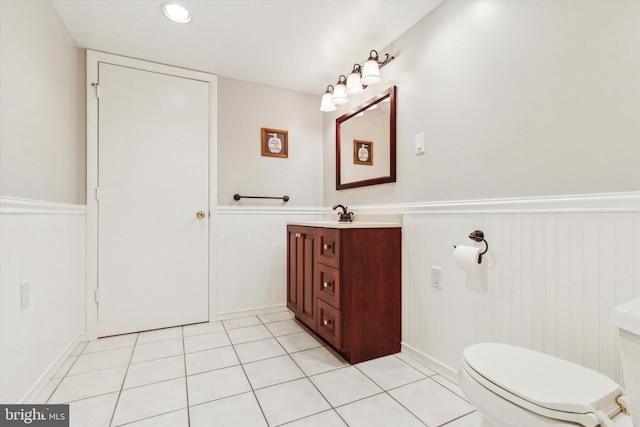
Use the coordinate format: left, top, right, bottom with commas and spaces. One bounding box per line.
332, 76, 348, 105
361, 58, 381, 85
346, 65, 364, 95
320, 92, 336, 112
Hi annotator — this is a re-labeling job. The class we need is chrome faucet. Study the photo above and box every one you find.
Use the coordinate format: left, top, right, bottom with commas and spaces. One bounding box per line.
332, 204, 354, 222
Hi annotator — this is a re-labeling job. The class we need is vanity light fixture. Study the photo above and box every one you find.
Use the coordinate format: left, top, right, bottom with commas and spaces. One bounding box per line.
162, 3, 191, 23
346, 64, 364, 95
319, 49, 394, 112
361, 50, 386, 85
320, 85, 337, 112
331, 75, 349, 105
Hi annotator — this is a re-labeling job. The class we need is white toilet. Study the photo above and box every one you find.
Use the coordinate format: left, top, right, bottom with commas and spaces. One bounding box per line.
459, 298, 640, 427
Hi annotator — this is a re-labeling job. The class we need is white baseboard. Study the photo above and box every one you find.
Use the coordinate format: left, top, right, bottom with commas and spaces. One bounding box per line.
401, 341, 459, 385
20, 333, 86, 403
215, 304, 289, 321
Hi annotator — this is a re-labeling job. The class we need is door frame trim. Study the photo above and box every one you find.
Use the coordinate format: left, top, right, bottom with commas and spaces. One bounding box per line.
85, 50, 218, 339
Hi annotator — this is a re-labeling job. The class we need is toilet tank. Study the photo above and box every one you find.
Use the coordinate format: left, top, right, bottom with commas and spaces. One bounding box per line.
611, 297, 640, 426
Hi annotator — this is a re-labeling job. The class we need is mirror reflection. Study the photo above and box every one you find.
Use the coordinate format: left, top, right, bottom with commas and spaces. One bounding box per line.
336, 86, 396, 190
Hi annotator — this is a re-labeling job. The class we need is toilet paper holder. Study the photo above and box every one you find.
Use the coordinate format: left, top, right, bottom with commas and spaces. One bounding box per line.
454, 230, 489, 263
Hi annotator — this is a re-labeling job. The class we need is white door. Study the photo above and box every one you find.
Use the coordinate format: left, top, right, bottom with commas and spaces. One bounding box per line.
97, 62, 210, 337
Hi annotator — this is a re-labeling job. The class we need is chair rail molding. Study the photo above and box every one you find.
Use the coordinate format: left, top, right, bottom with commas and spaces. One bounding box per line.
0, 197, 87, 215
347, 191, 640, 214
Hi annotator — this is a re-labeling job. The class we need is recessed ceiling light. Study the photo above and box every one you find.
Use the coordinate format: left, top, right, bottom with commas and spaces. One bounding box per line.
162, 3, 191, 23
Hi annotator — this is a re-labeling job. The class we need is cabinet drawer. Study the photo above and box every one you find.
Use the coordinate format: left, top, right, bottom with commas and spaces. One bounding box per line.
316, 228, 340, 268
315, 263, 341, 308
316, 299, 342, 349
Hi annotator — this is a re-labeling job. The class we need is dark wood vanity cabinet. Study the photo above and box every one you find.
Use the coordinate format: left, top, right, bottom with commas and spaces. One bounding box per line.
286, 224, 401, 364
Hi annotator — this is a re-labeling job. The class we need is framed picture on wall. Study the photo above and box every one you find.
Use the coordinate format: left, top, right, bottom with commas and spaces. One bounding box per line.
261, 128, 288, 158
353, 140, 373, 165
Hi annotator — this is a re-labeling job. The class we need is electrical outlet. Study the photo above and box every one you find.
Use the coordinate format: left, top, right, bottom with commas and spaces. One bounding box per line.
431, 267, 442, 289
21, 281, 30, 309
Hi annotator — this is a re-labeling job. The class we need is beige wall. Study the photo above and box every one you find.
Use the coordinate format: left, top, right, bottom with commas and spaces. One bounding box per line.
0, 0, 85, 204
217, 77, 323, 207
323, 0, 640, 205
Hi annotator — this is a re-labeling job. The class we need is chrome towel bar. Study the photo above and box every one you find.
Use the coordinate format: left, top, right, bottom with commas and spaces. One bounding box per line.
233, 194, 289, 202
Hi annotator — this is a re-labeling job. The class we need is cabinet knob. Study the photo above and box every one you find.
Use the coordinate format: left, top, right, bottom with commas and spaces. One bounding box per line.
323, 281, 330, 288
196, 210, 206, 219
323, 243, 331, 250
323, 319, 332, 326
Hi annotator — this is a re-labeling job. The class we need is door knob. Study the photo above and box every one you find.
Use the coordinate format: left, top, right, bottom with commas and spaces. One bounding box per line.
196, 211, 206, 219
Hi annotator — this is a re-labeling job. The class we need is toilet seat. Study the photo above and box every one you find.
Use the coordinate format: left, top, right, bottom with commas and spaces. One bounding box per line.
462, 343, 626, 427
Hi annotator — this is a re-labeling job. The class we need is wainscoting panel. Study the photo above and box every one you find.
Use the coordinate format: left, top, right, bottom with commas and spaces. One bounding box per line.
214, 194, 639, 387
213, 208, 322, 318
0, 198, 86, 402
400, 208, 639, 384
9, 193, 634, 402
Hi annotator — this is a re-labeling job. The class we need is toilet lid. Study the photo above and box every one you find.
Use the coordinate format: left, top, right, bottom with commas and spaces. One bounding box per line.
462, 343, 623, 425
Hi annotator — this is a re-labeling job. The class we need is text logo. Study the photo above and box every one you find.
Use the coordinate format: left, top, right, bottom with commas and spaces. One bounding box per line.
0, 405, 69, 426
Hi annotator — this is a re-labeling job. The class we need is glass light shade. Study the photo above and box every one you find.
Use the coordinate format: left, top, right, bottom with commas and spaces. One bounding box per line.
332, 83, 348, 105
346, 72, 364, 95
162, 3, 191, 23
361, 59, 381, 85
319, 93, 337, 112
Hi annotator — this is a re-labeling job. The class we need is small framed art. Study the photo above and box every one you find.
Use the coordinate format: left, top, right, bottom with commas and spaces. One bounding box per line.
261, 128, 288, 158
353, 140, 373, 165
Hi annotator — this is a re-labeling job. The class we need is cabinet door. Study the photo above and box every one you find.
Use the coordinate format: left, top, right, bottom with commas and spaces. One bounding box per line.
287, 226, 316, 329
286, 227, 299, 316
298, 229, 316, 329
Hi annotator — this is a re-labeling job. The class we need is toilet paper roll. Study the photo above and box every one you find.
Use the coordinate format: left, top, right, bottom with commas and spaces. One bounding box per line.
454, 245, 481, 271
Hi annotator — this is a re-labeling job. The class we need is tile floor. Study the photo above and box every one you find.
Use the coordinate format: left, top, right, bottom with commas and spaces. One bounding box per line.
35, 311, 483, 426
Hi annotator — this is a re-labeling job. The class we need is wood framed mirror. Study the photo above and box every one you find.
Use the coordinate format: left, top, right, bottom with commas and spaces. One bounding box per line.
336, 86, 396, 190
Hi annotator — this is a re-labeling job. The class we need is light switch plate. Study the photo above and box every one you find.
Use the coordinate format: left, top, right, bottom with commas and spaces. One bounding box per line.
431, 267, 442, 289
21, 281, 30, 309
415, 132, 425, 154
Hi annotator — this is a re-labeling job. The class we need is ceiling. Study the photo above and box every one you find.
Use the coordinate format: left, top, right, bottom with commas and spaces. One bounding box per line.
51, 0, 444, 96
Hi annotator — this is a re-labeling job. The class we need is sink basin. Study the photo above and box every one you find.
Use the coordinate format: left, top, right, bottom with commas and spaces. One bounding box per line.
287, 221, 401, 229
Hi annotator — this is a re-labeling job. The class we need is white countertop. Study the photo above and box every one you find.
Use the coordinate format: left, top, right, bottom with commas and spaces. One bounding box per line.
287, 221, 401, 229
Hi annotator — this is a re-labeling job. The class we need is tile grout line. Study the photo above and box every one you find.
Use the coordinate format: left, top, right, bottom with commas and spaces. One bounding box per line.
351, 359, 436, 427
286, 357, 349, 425
269, 316, 352, 427
227, 313, 349, 426
352, 355, 478, 426
51, 313, 477, 427
264, 319, 336, 426
223, 316, 271, 426
110, 333, 188, 426
108, 333, 140, 427
181, 325, 192, 427
438, 409, 478, 427
112, 319, 305, 425
44, 342, 86, 404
